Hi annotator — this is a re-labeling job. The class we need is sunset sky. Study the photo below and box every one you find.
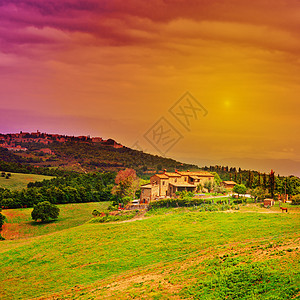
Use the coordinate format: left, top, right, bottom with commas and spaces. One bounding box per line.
0, 0, 300, 176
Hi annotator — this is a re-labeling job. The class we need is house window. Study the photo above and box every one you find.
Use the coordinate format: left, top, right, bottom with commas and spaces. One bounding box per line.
175, 178, 177, 183
184, 177, 187, 181
162, 181, 165, 185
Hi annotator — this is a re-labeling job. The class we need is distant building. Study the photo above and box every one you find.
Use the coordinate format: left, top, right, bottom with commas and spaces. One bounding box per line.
92, 137, 103, 143
221, 181, 237, 189
38, 148, 54, 155
140, 170, 214, 203
5, 146, 28, 152
264, 198, 275, 207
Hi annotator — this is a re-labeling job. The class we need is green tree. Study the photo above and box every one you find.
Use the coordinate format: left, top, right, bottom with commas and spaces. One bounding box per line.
250, 187, 267, 202
204, 180, 217, 192
214, 185, 226, 194
247, 170, 253, 188
291, 194, 300, 205
31, 201, 60, 222
233, 184, 247, 198
211, 172, 222, 186
263, 173, 267, 188
269, 170, 275, 198
257, 172, 262, 187
0, 208, 6, 240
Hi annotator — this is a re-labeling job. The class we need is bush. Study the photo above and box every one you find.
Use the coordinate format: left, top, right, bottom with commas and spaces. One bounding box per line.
0, 210, 5, 228
31, 201, 60, 222
1, 198, 21, 209
214, 186, 226, 194
0, 208, 6, 241
291, 194, 300, 205
233, 184, 247, 197
88, 211, 136, 223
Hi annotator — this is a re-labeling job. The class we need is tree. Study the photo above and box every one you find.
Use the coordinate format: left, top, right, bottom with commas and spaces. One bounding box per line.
211, 172, 222, 186
250, 187, 267, 202
0, 208, 6, 240
204, 180, 216, 192
214, 185, 226, 194
291, 194, 300, 205
112, 168, 140, 201
247, 170, 253, 188
257, 172, 262, 187
233, 184, 247, 198
31, 201, 60, 222
269, 169, 275, 198
263, 173, 267, 188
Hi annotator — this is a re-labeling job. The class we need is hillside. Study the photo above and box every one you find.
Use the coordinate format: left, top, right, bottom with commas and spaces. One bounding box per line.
1, 202, 109, 240
0, 171, 54, 191
0, 132, 199, 175
0, 205, 299, 299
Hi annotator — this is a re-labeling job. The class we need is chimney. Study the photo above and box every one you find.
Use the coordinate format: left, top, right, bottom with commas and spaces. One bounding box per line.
164, 169, 167, 173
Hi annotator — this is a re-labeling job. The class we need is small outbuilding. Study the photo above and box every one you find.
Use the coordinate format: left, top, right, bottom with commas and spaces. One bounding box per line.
221, 181, 237, 189
264, 198, 275, 207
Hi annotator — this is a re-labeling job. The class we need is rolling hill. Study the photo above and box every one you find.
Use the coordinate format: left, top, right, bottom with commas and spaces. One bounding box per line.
0, 134, 199, 176
0, 205, 299, 299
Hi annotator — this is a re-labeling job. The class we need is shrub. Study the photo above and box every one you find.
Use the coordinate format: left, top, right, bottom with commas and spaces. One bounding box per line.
291, 194, 300, 205
0, 208, 6, 241
214, 186, 226, 194
88, 211, 136, 223
31, 201, 60, 222
92, 209, 101, 217
1, 198, 21, 209
233, 184, 247, 197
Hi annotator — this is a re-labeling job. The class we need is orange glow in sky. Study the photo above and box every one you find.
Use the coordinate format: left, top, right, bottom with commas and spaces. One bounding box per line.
0, 0, 299, 175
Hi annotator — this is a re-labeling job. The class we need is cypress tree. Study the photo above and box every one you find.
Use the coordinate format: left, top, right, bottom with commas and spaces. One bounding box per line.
269, 169, 275, 198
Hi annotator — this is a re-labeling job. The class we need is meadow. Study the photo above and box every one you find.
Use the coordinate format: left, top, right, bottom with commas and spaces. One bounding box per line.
1, 202, 109, 241
0, 171, 54, 191
0, 203, 299, 299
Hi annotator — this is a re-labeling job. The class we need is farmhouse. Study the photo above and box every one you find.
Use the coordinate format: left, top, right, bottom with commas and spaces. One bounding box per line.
140, 170, 214, 203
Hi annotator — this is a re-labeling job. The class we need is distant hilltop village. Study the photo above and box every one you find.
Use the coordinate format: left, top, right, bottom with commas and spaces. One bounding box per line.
0, 130, 123, 152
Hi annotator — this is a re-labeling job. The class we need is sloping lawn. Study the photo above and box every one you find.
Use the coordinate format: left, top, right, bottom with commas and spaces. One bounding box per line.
0, 171, 54, 191
1, 202, 110, 240
0, 208, 299, 299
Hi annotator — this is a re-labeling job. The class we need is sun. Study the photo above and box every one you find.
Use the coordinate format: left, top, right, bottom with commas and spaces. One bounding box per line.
224, 100, 231, 107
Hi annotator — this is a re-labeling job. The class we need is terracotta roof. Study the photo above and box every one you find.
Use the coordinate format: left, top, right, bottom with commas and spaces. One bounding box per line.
222, 181, 237, 185
169, 183, 196, 187
177, 171, 214, 177
152, 174, 169, 179
141, 184, 153, 188
165, 172, 181, 177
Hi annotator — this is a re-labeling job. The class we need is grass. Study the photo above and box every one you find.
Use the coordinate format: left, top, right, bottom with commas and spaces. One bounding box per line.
0, 204, 299, 299
1, 202, 110, 240
0, 171, 54, 191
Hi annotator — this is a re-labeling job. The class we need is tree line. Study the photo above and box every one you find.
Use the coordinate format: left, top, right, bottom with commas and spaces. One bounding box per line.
204, 165, 300, 197
0, 172, 117, 209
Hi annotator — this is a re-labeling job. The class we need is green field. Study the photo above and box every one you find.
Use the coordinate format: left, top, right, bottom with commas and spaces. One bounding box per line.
1, 202, 110, 241
0, 171, 54, 191
0, 204, 299, 299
